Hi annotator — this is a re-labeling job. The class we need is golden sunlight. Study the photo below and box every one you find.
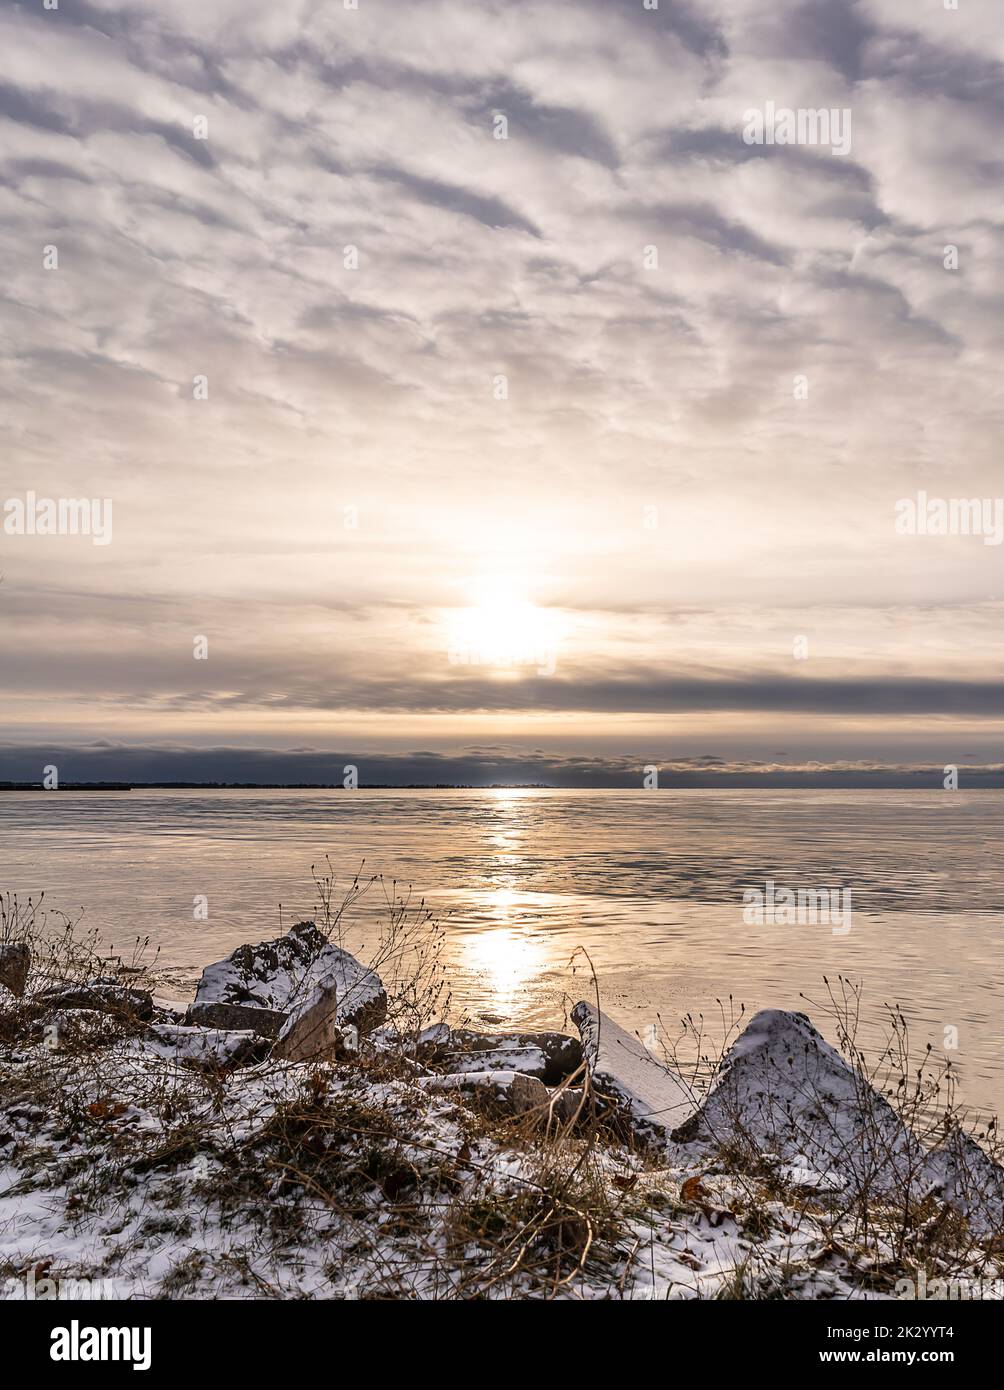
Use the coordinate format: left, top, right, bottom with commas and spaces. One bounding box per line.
446, 579, 562, 677
460, 918, 548, 1014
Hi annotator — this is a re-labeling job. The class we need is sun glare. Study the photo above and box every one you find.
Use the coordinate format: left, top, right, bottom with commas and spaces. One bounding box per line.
447, 579, 562, 677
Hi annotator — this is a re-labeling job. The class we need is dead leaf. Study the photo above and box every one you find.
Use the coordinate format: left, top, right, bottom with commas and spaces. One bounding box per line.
681, 1174, 709, 1204
86, 1099, 127, 1121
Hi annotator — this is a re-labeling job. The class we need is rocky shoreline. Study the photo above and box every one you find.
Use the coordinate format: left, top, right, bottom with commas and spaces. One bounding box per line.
1, 924, 1002, 1300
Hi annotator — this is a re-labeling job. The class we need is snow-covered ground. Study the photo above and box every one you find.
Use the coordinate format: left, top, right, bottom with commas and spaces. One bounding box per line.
2, 919, 1002, 1301
1, 1003, 1001, 1300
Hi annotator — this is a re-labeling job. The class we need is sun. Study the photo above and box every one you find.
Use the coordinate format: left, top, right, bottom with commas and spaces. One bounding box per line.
447, 579, 561, 676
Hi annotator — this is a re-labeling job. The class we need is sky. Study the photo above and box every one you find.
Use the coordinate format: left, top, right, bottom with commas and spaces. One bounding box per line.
2, 0, 1003, 786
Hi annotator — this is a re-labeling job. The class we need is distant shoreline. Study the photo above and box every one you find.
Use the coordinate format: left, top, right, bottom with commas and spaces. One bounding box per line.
3, 775, 1004, 791
1, 782, 549, 791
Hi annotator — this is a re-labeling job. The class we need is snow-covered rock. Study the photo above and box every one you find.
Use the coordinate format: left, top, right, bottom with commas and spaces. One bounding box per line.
186, 922, 385, 1038
923, 1126, 1004, 1237
35, 978, 153, 1020
150, 995, 189, 1021
0, 942, 30, 997
417, 1022, 451, 1050
572, 1001, 699, 1147
441, 1044, 547, 1080
421, 1068, 523, 1093
135, 1024, 269, 1070
420, 1068, 537, 1108
272, 980, 343, 1063
680, 1010, 924, 1196
448, 1029, 581, 1085
365, 1021, 450, 1057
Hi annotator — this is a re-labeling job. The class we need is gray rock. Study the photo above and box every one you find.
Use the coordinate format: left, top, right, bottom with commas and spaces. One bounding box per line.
186, 921, 385, 1038
140, 1024, 269, 1069
681, 1009, 924, 1196
0, 941, 30, 997
441, 1044, 547, 1080
420, 1069, 578, 1126
447, 1029, 582, 1085
509, 1075, 586, 1128
36, 979, 153, 1021
923, 1126, 1004, 1237
572, 1001, 698, 1148
508, 1072, 551, 1114
272, 979, 343, 1063
548, 1085, 587, 1125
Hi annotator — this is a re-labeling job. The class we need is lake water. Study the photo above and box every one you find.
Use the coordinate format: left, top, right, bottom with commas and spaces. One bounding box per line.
2, 787, 1002, 1118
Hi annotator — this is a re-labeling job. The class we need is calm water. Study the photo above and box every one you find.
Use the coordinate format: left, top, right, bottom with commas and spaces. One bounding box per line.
2, 788, 1002, 1117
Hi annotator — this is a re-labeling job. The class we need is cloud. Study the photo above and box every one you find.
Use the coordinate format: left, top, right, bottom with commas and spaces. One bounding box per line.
4, 739, 1002, 788
368, 163, 542, 236
0, 0, 1000, 767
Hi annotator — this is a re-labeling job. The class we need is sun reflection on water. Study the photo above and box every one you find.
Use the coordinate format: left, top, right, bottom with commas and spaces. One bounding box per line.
456, 886, 549, 1018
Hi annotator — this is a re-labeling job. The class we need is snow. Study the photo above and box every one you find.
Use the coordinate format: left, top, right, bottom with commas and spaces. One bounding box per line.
681, 1009, 924, 1196
923, 1126, 1004, 1237
440, 1046, 547, 1079
3, 969, 1003, 1301
1, 1027, 1001, 1300
571, 1001, 699, 1143
186, 922, 385, 1036
129, 1024, 265, 1069
421, 1069, 522, 1091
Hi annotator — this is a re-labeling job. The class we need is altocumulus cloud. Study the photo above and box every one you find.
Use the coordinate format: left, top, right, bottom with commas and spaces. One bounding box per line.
0, 0, 1002, 779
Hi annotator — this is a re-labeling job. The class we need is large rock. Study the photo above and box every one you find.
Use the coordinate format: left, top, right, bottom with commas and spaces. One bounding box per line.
0, 941, 31, 997
272, 979, 343, 1063
923, 1126, 1004, 1237
35, 978, 153, 1021
507, 1075, 586, 1127
420, 1069, 545, 1116
441, 1044, 548, 1080
679, 1009, 923, 1196
572, 1001, 698, 1147
365, 1021, 450, 1058
186, 922, 385, 1038
448, 1029, 581, 1085
137, 1024, 269, 1070
508, 1073, 552, 1116
549, 1085, 587, 1125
